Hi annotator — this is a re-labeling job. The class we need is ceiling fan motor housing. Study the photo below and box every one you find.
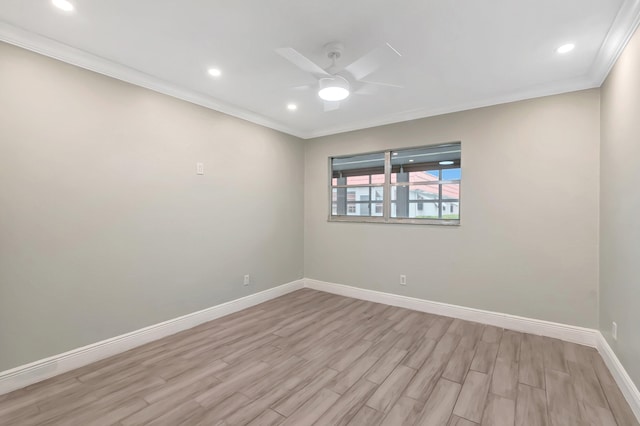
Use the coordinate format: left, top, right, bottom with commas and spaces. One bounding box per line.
324, 41, 345, 61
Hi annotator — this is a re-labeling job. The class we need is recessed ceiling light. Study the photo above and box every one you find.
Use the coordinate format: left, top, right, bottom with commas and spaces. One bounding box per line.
556, 43, 575, 54
392, 153, 398, 156
287, 104, 297, 111
409, 159, 414, 162
52, 0, 74, 12
207, 68, 221, 77
439, 160, 454, 165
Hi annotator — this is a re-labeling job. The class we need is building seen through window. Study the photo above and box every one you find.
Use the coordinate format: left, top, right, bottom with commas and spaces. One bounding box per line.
330, 143, 461, 224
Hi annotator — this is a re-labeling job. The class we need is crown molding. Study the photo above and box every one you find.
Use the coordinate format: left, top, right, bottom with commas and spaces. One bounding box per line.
588, 0, 640, 86
0, 21, 306, 139
3, 0, 639, 141
304, 76, 598, 139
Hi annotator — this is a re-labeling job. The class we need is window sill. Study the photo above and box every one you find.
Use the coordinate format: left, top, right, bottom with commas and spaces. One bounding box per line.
328, 216, 460, 226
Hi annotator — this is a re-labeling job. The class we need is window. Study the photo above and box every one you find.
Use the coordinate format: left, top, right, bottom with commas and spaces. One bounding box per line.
329, 142, 461, 225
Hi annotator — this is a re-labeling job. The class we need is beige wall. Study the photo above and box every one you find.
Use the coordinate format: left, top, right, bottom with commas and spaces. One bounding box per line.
600, 26, 640, 387
304, 90, 600, 328
0, 42, 304, 371
1, 36, 625, 377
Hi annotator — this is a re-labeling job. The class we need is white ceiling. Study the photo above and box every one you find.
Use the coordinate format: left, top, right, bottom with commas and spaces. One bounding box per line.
1, 1, 639, 139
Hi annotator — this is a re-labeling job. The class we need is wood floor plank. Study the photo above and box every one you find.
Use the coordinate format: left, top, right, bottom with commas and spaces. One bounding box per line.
563, 342, 593, 367
545, 369, 582, 426
515, 384, 548, 426
481, 326, 503, 343
567, 360, 609, 410
330, 340, 373, 372
491, 360, 519, 400
28, 392, 100, 425
223, 383, 294, 425
481, 393, 515, 426
453, 370, 491, 423
366, 364, 416, 413
379, 395, 424, 426
328, 355, 379, 394
365, 348, 408, 384
403, 337, 437, 370
449, 416, 479, 426
240, 355, 306, 399
196, 393, 250, 425
366, 329, 403, 358
543, 337, 569, 374
518, 333, 545, 389
416, 378, 462, 426
578, 400, 617, 426
145, 400, 204, 426
497, 330, 522, 364
442, 336, 479, 383
589, 351, 640, 426
405, 333, 460, 401
54, 397, 148, 426
424, 317, 453, 340
348, 405, 385, 426
143, 359, 226, 403
470, 341, 499, 374
279, 387, 340, 426
245, 409, 284, 426
195, 361, 271, 407
120, 377, 216, 424
314, 378, 377, 425
272, 367, 339, 417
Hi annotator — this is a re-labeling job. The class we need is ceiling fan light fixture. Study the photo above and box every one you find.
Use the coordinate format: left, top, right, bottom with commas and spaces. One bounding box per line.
318, 76, 350, 101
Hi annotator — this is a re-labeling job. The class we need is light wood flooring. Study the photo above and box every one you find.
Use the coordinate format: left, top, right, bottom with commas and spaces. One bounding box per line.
0, 289, 638, 425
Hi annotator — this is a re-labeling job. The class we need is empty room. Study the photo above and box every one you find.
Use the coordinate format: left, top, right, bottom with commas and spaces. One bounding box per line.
1, 1, 639, 425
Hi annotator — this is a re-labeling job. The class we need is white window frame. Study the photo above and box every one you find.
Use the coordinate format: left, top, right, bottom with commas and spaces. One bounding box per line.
328, 142, 461, 226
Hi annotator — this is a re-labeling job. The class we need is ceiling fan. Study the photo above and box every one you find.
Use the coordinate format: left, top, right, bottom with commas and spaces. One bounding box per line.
276, 41, 403, 111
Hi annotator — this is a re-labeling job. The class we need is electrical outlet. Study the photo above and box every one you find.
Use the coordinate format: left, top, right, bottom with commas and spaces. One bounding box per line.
243, 274, 250, 286
196, 162, 204, 175
612, 322, 617, 340
400, 275, 407, 286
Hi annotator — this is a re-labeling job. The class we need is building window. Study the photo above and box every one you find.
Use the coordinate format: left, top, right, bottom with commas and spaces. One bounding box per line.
330, 142, 461, 225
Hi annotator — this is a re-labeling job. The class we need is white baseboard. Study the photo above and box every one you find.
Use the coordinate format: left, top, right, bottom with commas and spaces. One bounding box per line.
304, 279, 598, 346
0, 279, 304, 396
2, 276, 638, 422
596, 333, 640, 421
304, 278, 639, 421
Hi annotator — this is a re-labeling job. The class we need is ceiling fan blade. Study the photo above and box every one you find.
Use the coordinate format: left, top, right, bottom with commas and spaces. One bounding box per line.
276, 47, 330, 77
324, 101, 340, 112
354, 84, 379, 95
290, 84, 314, 91
344, 42, 402, 81
359, 79, 404, 89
